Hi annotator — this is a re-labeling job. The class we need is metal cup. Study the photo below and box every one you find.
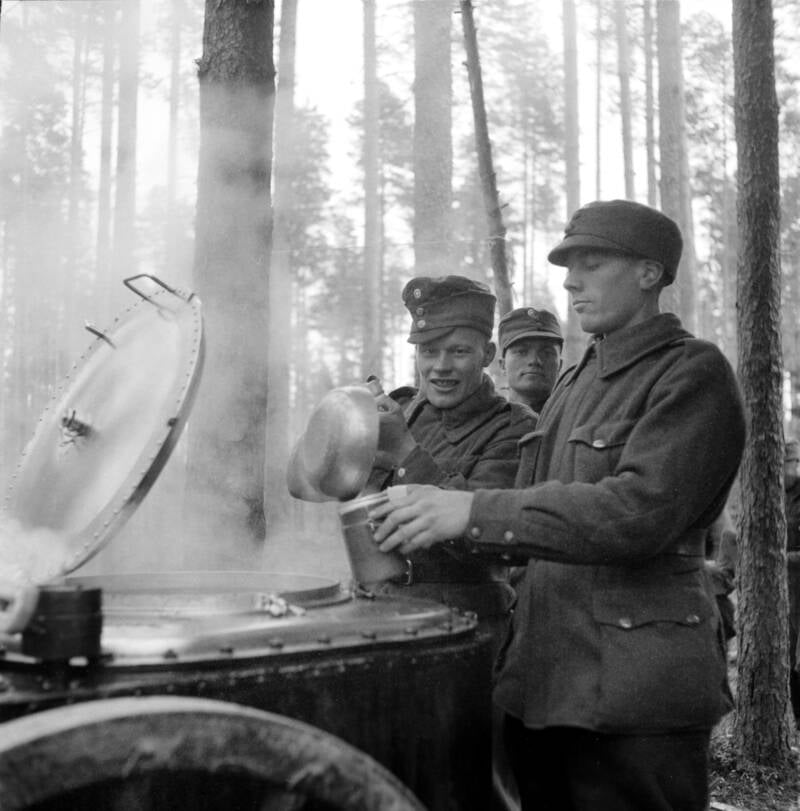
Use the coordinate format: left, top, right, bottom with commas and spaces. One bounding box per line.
338, 492, 408, 585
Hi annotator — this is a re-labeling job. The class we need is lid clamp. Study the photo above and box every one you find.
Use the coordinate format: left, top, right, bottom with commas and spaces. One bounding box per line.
124, 274, 196, 308
83, 322, 116, 348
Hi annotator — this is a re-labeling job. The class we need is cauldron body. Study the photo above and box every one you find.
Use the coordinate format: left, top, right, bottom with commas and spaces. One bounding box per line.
0, 573, 493, 811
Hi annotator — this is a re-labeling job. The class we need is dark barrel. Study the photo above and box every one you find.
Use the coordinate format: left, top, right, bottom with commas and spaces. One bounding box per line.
0, 573, 493, 811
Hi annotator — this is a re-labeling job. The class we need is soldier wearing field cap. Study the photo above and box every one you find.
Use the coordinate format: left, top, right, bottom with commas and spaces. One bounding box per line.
369, 274, 535, 622
498, 307, 563, 413
371, 201, 746, 810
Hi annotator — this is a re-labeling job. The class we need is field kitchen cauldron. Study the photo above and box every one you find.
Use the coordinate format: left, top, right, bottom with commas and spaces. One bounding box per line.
0, 277, 492, 811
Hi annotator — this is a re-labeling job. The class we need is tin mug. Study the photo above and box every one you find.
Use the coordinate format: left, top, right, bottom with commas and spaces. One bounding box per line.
338, 491, 408, 585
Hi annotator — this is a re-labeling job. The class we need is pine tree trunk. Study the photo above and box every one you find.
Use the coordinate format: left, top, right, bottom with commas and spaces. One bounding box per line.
363, 0, 381, 378
562, 0, 584, 367
615, 0, 634, 199
460, 0, 511, 314
732, 0, 794, 771
186, 0, 275, 569
265, 0, 298, 534
656, 0, 696, 332
95, 3, 115, 318
643, 0, 658, 207
414, 0, 453, 287
165, 0, 182, 274
112, 0, 140, 298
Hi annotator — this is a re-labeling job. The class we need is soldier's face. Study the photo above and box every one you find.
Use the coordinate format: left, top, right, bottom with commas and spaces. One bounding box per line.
416, 327, 495, 409
501, 338, 561, 403
562, 250, 651, 336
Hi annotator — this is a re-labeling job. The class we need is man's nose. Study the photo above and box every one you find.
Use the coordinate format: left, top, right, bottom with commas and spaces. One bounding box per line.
563, 268, 580, 292
432, 351, 451, 369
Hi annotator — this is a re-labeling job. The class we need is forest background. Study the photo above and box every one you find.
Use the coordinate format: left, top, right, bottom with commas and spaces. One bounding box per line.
0, 0, 797, 585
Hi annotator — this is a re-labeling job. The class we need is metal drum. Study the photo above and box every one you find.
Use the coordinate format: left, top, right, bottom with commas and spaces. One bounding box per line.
0, 573, 492, 811
0, 278, 494, 810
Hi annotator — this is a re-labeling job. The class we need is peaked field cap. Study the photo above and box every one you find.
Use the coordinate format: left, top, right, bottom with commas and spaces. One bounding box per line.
547, 199, 683, 284
402, 275, 496, 344
498, 307, 563, 353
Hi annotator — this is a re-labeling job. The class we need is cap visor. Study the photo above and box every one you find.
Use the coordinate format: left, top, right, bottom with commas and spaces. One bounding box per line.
503, 331, 563, 351
547, 235, 638, 266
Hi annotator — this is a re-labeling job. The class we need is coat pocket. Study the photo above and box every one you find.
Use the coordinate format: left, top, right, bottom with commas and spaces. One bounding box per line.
567, 419, 636, 481
592, 584, 731, 731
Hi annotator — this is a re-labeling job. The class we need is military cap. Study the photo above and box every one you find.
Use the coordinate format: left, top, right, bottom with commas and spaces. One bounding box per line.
498, 307, 563, 355
547, 199, 683, 284
402, 275, 496, 344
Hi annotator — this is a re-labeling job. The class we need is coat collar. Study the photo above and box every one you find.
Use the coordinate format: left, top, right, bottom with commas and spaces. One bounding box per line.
577, 313, 692, 379
406, 375, 506, 442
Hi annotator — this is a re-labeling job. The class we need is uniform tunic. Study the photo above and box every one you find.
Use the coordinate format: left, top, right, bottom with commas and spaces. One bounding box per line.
379, 375, 535, 619
462, 314, 745, 733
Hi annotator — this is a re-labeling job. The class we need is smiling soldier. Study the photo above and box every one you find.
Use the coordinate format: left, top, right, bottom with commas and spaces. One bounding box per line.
498, 307, 563, 414
370, 275, 535, 625
371, 201, 746, 811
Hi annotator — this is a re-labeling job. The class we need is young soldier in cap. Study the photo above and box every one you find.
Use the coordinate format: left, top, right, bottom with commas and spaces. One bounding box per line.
370, 275, 535, 627
498, 307, 563, 414
371, 200, 746, 810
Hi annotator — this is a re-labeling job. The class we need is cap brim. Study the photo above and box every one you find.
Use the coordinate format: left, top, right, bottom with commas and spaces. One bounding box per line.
503, 331, 563, 351
547, 234, 639, 266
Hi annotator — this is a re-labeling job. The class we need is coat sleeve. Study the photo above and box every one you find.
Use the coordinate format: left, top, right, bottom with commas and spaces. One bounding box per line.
466, 343, 746, 564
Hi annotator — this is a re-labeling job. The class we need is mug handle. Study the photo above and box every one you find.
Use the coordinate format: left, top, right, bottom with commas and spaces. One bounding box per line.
0, 582, 39, 634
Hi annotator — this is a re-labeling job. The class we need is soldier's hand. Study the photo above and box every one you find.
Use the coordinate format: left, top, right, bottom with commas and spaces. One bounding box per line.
369, 484, 473, 554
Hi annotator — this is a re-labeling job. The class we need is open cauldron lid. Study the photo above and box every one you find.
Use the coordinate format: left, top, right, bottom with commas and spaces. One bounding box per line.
2, 275, 204, 583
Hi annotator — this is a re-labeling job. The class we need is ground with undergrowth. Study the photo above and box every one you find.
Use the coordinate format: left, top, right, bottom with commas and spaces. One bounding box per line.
709, 642, 800, 811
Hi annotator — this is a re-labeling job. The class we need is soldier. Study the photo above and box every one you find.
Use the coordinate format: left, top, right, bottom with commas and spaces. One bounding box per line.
497, 307, 563, 414
371, 200, 746, 810
370, 275, 536, 629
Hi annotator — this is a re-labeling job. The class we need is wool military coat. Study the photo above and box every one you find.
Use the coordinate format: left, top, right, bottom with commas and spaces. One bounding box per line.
464, 314, 746, 733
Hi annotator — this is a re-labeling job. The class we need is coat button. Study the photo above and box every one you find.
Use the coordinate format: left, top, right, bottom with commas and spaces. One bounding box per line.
592, 439, 607, 449
396, 467, 406, 478
618, 617, 633, 629
470, 526, 481, 539
686, 614, 701, 625
504, 530, 514, 542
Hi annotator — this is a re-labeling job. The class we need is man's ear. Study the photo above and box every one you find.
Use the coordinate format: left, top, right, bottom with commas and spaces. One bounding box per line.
484, 341, 497, 367
638, 259, 665, 290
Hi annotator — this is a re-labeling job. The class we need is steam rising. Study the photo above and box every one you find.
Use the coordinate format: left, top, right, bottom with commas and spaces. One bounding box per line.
0, 515, 70, 586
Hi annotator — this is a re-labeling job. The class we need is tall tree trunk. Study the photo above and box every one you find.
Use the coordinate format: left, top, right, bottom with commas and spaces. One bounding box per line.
732, 0, 793, 772
265, 0, 298, 534
656, 0, 696, 332
615, 0, 634, 199
594, 0, 603, 198
413, 0, 453, 282
187, 0, 275, 569
363, 0, 381, 378
112, 0, 140, 301
165, 0, 182, 273
562, 0, 583, 366
460, 0, 511, 314
95, 3, 116, 318
643, 0, 658, 207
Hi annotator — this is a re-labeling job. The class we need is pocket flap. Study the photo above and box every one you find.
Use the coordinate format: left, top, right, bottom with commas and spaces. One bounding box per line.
568, 419, 636, 450
594, 587, 714, 629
